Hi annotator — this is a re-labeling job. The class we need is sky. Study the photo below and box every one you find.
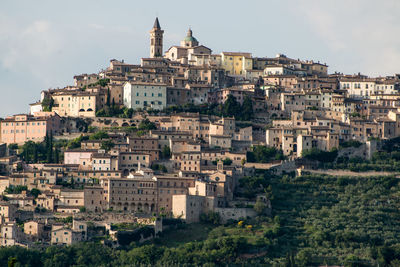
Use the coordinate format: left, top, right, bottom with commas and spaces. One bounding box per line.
0, 0, 399, 117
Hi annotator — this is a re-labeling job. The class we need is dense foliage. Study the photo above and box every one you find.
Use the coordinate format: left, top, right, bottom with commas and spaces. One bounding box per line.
268, 172, 400, 266
4, 185, 28, 194
41, 96, 54, 112
138, 119, 157, 130
331, 151, 400, 172
164, 94, 254, 121
247, 145, 285, 163
151, 163, 167, 173
301, 147, 338, 163
3, 173, 400, 266
96, 106, 134, 118
19, 133, 61, 164
340, 140, 363, 148
161, 145, 171, 159
326, 138, 400, 172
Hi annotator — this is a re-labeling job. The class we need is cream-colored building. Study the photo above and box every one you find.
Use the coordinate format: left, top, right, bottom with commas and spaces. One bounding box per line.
101, 169, 158, 213
1, 113, 61, 144
123, 82, 167, 110
264, 65, 297, 76
0, 203, 17, 223
84, 186, 106, 212
172, 195, 205, 223
24, 221, 45, 241
340, 78, 399, 98
64, 149, 96, 170
0, 221, 21, 246
57, 189, 84, 213
50, 88, 106, 117
51, 227, 83, 245
164, 28, 212, 64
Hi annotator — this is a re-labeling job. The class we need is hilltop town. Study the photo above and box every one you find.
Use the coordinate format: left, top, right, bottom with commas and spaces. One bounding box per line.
1, 17, 400, 265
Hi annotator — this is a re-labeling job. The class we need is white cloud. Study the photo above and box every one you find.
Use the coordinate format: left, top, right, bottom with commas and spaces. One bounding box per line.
0, 16, 63, 85
292, 0, 400, 76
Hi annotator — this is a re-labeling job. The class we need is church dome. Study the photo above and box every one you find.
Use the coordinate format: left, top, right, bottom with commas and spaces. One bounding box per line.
184, 35, 198, 43
182, 28, 198, 45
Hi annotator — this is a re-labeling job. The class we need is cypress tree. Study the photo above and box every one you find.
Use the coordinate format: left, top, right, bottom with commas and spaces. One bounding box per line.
44, 132, 49, 152
24, 148, 29, 162
241, 96, 254, 121
46, 132, 54, 163
33, 144, 38, 163
54, 147, 59, 163
106, 88, 111, 107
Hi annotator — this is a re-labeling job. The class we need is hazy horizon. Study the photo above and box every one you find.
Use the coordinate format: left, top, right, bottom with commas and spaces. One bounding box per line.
1, 0, 399, 117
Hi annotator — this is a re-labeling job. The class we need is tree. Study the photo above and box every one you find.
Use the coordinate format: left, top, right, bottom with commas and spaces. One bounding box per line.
89, 131, 109, 140
45, 132, 54, 163
222, 158, 232, 165
301, 147, 338, 163
8, 144, 18, 150
41, 96, 54, 112
95, 109, 107, 117
223, 94, 240, 118
5, 185, 28, 194
8, 257, 17, 267
101, 140, 114, 151
120, 107, 134, 118
21, 141, 36, 163
295, 248, 313, 266
200, 211, 221, 225
247, 145, 284, 163
253, 199, 266, 215
138, 119, 156, 130
16, 163, 23, 172
30, 188, 41, 198
240, 96, 254, 121
106, 88, 111, 107
161, 146, 171, 159
97, 78, 110, 87
33, 144, 38, 163
67, 135, 87, 149
54, 147, 60, 163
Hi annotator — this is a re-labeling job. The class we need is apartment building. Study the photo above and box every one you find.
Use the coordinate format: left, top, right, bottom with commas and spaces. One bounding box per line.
0, 113, 61, 144
340, 77, 399, 98
123, 82, 167, 110
220, 52, 253, 76
50, 88, 106, 117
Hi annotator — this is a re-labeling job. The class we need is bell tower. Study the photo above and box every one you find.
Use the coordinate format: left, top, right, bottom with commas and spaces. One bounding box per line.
150, 17, 164, 58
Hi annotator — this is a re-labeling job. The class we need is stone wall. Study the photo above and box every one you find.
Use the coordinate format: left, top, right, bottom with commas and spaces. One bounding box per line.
270, 159, 296, 175
214, 207, 257, 223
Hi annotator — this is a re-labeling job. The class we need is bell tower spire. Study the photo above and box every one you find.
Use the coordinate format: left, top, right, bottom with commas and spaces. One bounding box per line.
150, 17, 164, 58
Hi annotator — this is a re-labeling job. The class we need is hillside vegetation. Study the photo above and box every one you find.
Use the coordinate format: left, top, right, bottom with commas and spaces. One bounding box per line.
2, 172, 400, 266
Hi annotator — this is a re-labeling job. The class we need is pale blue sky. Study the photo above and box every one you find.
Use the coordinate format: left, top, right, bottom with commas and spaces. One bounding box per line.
1, 0, 399, 117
